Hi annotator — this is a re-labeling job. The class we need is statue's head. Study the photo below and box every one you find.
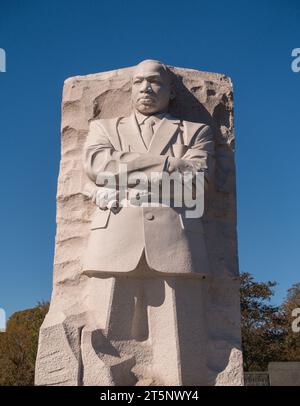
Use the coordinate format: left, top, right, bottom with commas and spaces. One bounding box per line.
131, 59, 175, 115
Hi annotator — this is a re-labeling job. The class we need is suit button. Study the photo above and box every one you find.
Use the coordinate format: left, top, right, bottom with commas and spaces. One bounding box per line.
146, 213, 154, 220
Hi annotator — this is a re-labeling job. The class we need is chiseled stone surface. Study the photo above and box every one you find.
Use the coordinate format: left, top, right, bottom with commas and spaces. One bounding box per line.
35, 63, 243, 386
268, 362, 300, 386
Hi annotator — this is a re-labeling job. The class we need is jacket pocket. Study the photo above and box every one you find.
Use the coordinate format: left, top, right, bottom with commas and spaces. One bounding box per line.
91, 209, 111, 230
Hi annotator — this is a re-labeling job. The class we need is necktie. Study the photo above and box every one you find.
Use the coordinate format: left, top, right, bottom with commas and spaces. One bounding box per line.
141, 118, 156, 148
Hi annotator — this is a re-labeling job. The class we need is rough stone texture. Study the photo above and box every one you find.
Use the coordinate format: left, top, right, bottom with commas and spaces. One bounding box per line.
268, 362, 300, 386
35, 65, 243, 386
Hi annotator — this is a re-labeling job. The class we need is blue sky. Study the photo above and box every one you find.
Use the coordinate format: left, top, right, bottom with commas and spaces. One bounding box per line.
0, 0, 299, 316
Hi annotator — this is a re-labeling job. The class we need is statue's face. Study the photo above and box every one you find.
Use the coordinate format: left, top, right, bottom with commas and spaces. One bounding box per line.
131, 61, 173, 115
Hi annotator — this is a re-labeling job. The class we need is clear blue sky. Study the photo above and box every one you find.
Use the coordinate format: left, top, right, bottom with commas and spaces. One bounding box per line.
0, 0, 299, 316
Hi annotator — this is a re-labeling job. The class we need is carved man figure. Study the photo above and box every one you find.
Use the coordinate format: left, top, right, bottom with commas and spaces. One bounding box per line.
81, 59, 216, 385
83, 59, 214, 275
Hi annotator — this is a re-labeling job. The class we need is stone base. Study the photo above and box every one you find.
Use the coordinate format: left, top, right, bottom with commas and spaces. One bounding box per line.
36, 256, 243, 386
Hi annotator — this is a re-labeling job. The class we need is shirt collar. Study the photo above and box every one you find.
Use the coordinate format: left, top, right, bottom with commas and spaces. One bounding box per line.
134, 110, 167, 126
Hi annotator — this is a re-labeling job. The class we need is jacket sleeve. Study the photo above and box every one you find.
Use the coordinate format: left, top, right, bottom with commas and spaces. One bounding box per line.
83, 120, 169, 187
180, 124, 215, 184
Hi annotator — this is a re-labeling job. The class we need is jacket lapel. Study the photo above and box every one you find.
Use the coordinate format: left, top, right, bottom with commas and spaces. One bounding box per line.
148, 114, 181, 155
118, 113, 148, 153
117, 113, 181, 155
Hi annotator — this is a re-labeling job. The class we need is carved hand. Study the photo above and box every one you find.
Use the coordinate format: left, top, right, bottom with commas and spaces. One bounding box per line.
91, 188, 120, 210
166, 157, 202, 176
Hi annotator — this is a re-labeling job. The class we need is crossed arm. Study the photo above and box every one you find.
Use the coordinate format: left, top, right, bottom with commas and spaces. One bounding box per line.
83, 120, 214, 208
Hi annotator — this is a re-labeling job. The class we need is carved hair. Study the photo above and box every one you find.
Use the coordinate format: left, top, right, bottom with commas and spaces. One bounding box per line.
134, 59, 174, 85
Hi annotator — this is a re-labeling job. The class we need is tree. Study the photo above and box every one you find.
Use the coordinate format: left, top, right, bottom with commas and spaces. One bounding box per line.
240, 272, 285, 371
0, 302, 49, 385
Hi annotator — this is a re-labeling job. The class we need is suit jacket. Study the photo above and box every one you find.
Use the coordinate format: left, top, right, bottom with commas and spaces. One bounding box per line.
82, 112, 215, 275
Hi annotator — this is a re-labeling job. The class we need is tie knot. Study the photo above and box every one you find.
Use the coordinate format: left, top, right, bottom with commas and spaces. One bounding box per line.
143, 116, 156, 127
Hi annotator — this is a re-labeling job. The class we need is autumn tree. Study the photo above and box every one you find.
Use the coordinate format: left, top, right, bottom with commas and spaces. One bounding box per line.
0, 302, 49, 385
240, 272, 285, 371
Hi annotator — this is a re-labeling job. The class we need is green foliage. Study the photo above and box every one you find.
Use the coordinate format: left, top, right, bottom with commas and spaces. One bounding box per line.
0, 302, 49, 385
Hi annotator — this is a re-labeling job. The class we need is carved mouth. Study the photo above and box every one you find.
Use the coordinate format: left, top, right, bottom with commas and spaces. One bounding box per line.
139, 95, 154, 100
139, 97, 155, 103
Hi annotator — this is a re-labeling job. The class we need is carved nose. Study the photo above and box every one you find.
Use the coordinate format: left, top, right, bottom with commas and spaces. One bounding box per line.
141, 83, 152, 92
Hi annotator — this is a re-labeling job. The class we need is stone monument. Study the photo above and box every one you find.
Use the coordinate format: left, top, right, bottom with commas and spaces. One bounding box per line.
35, 60, 244, 386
